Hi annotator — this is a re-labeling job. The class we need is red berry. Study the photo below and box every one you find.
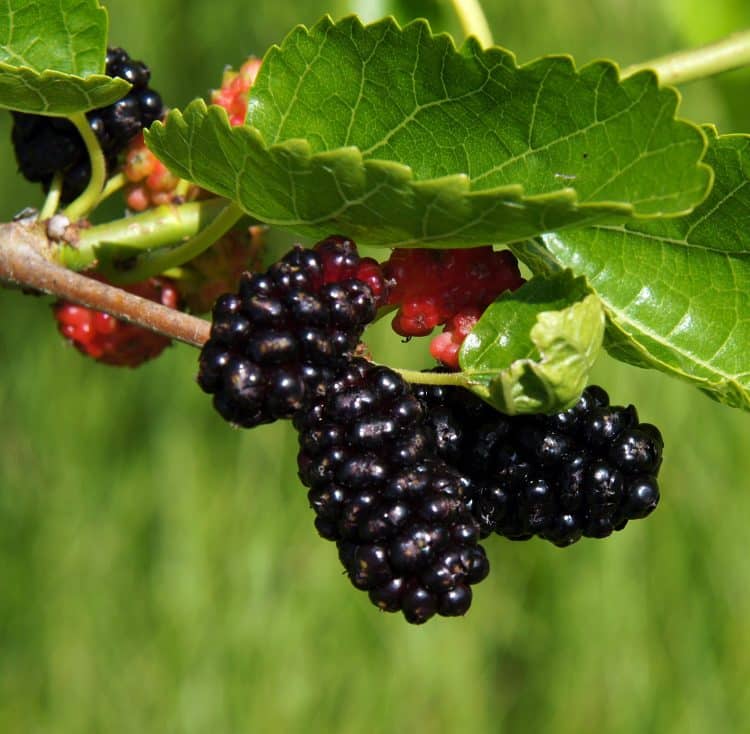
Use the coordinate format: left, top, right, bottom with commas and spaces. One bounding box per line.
123, 132, 193, 211
210, 57, 262, 126
429, 308, 482, 369
392, 298, 441, 337
384, 247, 524, 338
53, 277, 180, 367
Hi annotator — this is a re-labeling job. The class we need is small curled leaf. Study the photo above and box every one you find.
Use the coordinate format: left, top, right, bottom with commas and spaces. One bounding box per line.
459, 271, 605, 415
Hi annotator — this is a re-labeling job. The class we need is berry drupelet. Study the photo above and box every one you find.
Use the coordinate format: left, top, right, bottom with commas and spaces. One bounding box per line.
210, 56, 263, 126
384, 246, 525, 337
294, 358, 489, 624
11, 47, 165, 203
197, 238, 381, 428
53, 276, 180, 367
413, 383, 662, 547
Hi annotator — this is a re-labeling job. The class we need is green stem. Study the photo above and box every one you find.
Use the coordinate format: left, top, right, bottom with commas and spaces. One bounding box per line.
623, 29, 750, 85
106, 200, 245, 284
39, 172, 63, 220
58, 198, 229, 271
392, 367, 469, 387
94, 172, 127, 208
449, 0, 494, 47
62, 112, 107, 222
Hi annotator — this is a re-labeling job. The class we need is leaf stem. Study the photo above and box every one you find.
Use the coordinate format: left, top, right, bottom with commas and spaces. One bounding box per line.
58, 198, 230, 271
107, 200, 246, 284
391, 367, 469, 387
62, 112, 107, 222
0, 222, 210, 348
39, 172, 63, 220
449, 0, 494, 47
623, 29, 750, 85
94, 172, 127, 207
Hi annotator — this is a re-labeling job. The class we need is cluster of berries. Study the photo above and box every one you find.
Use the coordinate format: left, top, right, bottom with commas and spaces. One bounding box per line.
382, 247, 525, 367
122, 55, 261, 211
198, 236, 383, 426
12, 47, 164, 203
414, 382, 661, 546
197, 236, 491, 622
295, 359, 490, 622
196, 236, 663, 624
42, 54, 266, 366
5, 34, 665, 623
52, 277, 180, 367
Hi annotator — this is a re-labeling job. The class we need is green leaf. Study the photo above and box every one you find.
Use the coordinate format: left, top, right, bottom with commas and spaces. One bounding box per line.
459, 271, 605, 415
0, 66, 130, 114
528, 127, 750, 411
147, 15, 712, 248
0, 0, 128, 114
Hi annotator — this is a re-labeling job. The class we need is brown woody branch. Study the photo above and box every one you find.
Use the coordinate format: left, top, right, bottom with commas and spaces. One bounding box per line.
0, 221, 210, 348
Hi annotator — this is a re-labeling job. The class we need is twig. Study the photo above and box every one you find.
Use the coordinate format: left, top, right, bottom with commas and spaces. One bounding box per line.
0, 221, 210, 348
623, 29, 750, 85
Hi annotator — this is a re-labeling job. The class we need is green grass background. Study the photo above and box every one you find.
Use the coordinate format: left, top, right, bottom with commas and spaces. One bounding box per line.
2, 0, 750, 731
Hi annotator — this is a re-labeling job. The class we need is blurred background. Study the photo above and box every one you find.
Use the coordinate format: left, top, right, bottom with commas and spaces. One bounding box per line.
2, 0, 750, 731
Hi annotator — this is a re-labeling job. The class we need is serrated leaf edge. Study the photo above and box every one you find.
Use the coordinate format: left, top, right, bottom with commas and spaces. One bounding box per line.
0, 62, 131, 114
147, 99, 681, 246
253, 13, 714, 220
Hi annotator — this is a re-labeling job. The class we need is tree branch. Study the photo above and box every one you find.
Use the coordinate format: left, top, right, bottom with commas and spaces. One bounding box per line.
0, 221, 210, 348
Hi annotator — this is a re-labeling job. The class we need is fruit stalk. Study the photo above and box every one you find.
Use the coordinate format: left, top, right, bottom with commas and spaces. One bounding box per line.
450, 0, 494, 47
623, 29, 750, 85
58, 198, 229, 271
0, 222, 209, 348
109, 200, 246, 284
61, 112, 108, 222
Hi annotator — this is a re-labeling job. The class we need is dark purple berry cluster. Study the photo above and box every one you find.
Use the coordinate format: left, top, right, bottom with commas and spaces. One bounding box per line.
295, 358, 489, 624
11, 47, 164, 202
197, 245, 376, 428
199, 238, 492, 623
413, 383, 662, 547
196, 235, 663, 624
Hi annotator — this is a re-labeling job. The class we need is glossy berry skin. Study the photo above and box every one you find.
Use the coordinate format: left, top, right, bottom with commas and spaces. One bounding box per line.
198, 243, 377, 428
11, 47, 165, 202
413, 383, 663, 547
295, 358, 489, 624
314, 235, 388, 306
429, 308, 482, 369
384, 247, 524, 337
53, 277, 179, 367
